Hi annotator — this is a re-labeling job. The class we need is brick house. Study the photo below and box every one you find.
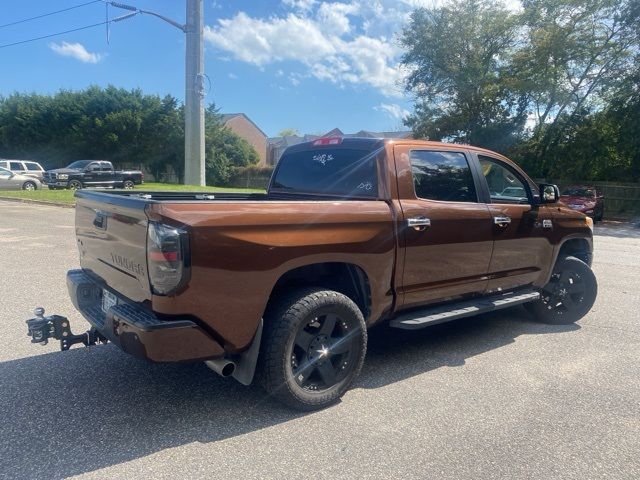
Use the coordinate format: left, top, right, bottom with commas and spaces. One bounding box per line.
221, 113, 269, 166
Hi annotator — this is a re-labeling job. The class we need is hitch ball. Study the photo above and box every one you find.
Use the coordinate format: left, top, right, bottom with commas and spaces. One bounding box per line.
26, 307, 51, 345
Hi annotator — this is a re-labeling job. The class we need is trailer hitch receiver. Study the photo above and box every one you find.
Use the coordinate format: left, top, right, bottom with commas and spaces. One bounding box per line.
26, 307, 107, 351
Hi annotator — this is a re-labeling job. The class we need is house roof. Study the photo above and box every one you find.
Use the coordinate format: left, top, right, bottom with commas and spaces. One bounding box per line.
268, 129, 412, 147
220, 113, 268, 138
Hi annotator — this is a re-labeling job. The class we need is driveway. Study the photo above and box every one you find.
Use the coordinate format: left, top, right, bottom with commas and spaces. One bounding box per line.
0, 201, 638, 479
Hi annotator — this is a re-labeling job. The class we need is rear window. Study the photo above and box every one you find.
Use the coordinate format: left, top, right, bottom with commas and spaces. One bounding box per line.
271, 147, 380, 197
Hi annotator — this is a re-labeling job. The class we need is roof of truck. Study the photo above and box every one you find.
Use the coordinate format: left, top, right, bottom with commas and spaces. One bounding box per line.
284, 136, 511, 162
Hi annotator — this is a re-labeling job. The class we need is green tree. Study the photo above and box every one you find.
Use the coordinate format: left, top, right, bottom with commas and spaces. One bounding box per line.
204, 104, 259, 185
277, 128, 299, 137
0, 86, 260, 185
400, 0, 527, 151
514, 0, 638, 176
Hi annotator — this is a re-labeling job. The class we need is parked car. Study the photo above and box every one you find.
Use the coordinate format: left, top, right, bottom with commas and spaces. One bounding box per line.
0, 159, 45, 181
43, 160, 143, 190
0, 166, 42, 190
560, 185, 604, 221
27, 138, 597, 410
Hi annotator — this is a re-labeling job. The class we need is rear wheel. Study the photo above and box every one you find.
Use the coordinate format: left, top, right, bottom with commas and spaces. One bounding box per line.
258, 288, 367, 410
123, 179, 135, 189
526, 256, 597, 324
68, 180, 82, 190
22, 181, 37, 191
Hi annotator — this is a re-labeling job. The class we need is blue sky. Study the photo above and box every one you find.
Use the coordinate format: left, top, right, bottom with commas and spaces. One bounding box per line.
0, 0, 426, 137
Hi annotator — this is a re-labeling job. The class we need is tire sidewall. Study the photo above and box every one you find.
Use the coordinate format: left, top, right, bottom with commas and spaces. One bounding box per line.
22, 181, 36, 191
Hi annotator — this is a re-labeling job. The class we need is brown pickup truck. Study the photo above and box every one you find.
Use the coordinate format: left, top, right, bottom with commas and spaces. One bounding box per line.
28, 138, 597, 410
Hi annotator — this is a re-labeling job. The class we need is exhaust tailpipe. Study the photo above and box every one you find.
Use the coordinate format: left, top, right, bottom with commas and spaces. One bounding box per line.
205, 358, 236, 378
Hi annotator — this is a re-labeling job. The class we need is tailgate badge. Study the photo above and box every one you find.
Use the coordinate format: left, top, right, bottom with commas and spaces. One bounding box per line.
542, 219, 553, 229
93, 211, 107, 230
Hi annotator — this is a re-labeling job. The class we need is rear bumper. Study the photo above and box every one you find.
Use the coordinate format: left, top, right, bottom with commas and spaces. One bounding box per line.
66, 269, 225, 362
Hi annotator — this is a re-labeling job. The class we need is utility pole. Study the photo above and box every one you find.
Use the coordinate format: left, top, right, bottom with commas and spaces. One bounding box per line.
108, 1, 206, 186
184, 0, 205, 186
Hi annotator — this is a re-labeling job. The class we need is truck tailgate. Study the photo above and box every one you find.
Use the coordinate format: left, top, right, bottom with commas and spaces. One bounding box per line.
75, 194, 151, 303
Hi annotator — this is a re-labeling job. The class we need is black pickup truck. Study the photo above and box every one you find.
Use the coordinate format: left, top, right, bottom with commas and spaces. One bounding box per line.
43, 160, 143, 190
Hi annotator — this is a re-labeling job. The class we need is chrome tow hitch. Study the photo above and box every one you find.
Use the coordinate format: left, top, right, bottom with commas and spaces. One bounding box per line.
26, 307, 107, 351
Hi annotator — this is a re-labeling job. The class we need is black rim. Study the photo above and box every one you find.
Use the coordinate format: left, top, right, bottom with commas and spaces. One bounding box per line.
541, 267, 586, 314
290, 313, 358, 392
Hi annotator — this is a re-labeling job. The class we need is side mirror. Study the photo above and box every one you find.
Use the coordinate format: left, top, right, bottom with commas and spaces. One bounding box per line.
538, 183, 560, 204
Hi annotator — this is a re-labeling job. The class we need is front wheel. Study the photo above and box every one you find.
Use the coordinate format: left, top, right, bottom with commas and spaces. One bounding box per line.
526, 256, 597, 324
68, 180, 82, 190
258, 288, 367, 411
22, 181, 37, 191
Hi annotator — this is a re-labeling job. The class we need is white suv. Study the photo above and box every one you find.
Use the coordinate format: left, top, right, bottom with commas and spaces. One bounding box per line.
0, 160, 45, 181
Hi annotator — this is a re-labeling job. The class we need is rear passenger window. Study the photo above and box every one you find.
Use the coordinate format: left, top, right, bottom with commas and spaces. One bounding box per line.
9, 162, 22, 171
410, 151, 477, 202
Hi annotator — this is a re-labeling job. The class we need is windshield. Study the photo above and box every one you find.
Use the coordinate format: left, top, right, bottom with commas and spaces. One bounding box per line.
271, 146, 381, 197
67, 160, 92, 170
562, 188, 594, 198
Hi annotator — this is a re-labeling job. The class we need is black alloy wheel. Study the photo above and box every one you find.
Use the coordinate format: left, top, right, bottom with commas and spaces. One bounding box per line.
526, 256, 597, 324
290, 312, 359, 392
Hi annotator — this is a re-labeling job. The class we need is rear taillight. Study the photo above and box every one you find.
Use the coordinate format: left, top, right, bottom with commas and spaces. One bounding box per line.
146, 222, 190, 295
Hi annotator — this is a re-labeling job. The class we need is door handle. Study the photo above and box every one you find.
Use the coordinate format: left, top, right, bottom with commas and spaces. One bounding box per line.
407, 217, 431, 231
493, 215, 511, 227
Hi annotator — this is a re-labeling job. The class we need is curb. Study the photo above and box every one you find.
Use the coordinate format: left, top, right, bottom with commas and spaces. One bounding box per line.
0, 196, 75, 209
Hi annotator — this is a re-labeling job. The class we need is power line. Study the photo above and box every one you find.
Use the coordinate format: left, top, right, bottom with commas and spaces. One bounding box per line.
0, 0, 104, 29
0, 12, 138, 49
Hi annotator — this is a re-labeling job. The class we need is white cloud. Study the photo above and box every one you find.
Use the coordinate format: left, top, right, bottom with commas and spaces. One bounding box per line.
228, 72, 238, 79
282, 0, 317, 11
204, 0, 520, 97
204, 6, 405, 97
375, 102, 410, 120
49, 42, 101, 64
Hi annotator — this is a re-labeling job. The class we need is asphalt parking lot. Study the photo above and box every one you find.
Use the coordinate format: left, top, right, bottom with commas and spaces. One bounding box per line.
0, 200, 638, 480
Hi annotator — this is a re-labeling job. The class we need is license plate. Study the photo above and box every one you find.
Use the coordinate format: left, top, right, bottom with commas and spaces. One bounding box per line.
101, 289, 118, 313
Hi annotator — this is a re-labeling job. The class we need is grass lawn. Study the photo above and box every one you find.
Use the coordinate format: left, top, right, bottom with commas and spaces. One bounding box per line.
0, 183, 264, 206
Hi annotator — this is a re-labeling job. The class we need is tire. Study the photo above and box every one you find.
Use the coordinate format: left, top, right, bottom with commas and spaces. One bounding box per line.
258, 288, 367, 411
122, 179, 135, 189
525, 256, 597, 325
22, 181, 37, 191
68, 180, 82, 190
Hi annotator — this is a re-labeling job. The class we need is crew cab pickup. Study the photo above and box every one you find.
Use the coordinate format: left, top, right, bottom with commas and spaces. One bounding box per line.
30, 138, 597, 410
43, 160, 143, 190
